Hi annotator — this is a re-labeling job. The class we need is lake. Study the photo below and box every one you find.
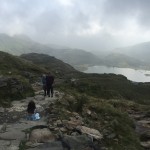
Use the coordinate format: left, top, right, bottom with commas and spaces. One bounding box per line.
84, 66, 150, 82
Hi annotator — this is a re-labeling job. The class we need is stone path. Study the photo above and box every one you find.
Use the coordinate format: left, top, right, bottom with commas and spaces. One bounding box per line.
130, 112, 150, 149
0, 91, 103, 150
0, 90, 59, 150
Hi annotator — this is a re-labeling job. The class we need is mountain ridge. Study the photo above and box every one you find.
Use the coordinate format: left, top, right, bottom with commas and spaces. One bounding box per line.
0, 33, 102, 67
113, 41, 150, 63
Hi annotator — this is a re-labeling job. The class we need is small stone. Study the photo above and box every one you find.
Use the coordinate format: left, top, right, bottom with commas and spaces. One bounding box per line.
54, 127, 59, 131
141, 141, 150, 148
72, 112, 80, 117
8, 145, 18, 150
48, 125, 55, 131
56, 120, 63, 127
60, 127, 67, 132
0, 107, 5, 113
107, 133, 116, 139
71, 132, 80, 136
91, 112, 98, 120
86, 109, 92, 115
0, 123, 7, 133
12, 115, 18, 120
101, 147, 108, 150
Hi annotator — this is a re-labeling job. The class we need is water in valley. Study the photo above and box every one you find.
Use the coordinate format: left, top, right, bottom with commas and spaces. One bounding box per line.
84, 66, 150, 82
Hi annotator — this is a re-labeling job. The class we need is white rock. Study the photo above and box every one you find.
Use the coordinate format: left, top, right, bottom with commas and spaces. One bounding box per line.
76, 126, 103, 140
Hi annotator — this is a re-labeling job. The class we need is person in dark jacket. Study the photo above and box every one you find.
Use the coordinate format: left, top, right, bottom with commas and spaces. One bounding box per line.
26, 101, 40, 120
42, 74, 47, 96
27, 101, 36, 120
46, 72, 54, 97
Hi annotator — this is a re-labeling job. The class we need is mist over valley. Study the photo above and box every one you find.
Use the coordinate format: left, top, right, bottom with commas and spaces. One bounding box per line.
1, 1, 150, 150
0, 33, 150, 82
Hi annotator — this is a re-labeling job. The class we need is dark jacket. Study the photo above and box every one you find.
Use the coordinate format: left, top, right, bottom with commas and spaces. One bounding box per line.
46, 75, 54, 87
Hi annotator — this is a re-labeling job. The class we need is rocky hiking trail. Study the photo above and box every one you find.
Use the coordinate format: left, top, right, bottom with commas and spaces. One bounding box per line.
0, 89, 150, 150
129, 111, 150, 149
0, 90, 103, 150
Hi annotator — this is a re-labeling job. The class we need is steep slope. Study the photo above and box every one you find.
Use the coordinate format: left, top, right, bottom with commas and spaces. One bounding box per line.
0, 51, 80, 106
0, 51, 46, 106
20, 53, 80, 78
0, 51, 45, 77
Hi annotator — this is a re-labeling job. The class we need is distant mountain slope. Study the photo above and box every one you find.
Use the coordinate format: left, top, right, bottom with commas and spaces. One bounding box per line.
0, 34, 102, 67
103, 52, 148, 69
0, 51, 45, 76
20, 53, 79, 77
0, 34, 56, 55
53, 49, 102, 65
114, 41, 150, 63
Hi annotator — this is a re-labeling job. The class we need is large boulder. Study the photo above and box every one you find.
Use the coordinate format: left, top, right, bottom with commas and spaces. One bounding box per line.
76, 126, 103, 140
29, 128, 56, 143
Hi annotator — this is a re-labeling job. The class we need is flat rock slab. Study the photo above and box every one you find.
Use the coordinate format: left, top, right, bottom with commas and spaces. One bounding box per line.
0, 119, 47, 139
0, 129, 25, 140
0, 119, 48, 150
0, 139, 20, 150
0, 107, 5, 113
76, 126, 103, 140
28, 141, 64, 150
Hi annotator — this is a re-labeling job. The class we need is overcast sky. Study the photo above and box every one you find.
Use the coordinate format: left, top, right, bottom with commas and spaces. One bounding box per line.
0, 0, 150, 52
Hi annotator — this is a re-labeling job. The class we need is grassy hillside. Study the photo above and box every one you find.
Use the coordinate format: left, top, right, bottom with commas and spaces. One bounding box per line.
59, 73, 150, 104
56, 73, 150, 149
0, 51, 46, 106
0, 51, 82, 106
19, 52, 150, 104
20, 53, 79, 78
0, 51, 45, 79
0, 51, 149, 149
57, 94, 145, 150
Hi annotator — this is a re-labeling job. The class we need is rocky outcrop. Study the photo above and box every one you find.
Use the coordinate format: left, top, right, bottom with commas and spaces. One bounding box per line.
29, 128, 56, 143
76, 126, 103, 140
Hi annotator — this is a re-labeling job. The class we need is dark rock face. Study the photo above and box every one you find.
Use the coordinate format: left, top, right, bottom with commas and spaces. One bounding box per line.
0, 76, 34, 106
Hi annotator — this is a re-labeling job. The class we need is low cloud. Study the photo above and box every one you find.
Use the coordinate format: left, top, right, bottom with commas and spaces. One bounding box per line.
0, 0, 150, 52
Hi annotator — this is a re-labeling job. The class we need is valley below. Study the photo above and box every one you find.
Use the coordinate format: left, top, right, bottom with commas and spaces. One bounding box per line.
0, 35, 150, 149
83, 65, 150, 82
